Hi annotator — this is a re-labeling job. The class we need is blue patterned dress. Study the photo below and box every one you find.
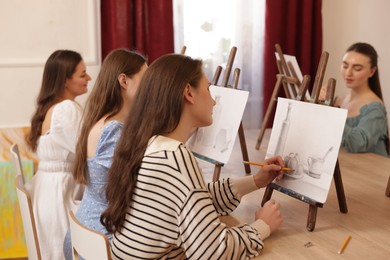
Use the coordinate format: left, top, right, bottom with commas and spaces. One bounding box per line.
63, 120, 123, 259
342, 102, 388, 157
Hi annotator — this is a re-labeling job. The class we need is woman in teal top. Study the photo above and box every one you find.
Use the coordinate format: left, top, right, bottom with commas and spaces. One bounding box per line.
336, 42, 389, 157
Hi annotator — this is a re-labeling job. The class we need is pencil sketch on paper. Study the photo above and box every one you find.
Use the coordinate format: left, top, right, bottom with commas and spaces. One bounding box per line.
266, 97, 347, 203
186, 85, 249, 164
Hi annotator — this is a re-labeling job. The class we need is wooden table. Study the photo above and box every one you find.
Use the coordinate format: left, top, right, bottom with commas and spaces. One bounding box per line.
200, 129, 390, 259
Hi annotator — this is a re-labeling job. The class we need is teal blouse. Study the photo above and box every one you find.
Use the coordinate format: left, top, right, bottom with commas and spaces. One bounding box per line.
342, 102, 389, 157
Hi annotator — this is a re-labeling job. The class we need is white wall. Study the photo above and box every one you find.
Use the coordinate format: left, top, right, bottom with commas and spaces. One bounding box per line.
323, 0, 390, 124
0, 0, 101, 127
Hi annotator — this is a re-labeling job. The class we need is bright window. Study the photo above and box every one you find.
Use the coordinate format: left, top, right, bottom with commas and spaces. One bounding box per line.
173, 0, 266, 128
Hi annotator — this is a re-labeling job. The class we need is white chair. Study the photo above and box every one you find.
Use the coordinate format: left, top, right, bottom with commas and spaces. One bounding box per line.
10, 143, 25, 183
15, 174, 42, 260
68, 210, 112, 260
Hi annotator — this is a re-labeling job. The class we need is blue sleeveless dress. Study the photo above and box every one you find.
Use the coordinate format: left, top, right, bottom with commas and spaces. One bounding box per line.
63, 120, 123, 259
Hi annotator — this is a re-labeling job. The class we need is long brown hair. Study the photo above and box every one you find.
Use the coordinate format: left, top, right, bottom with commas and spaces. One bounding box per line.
347, 42, 389, 155
26, 50, 82, 152
73, 49, 146, 184
101, 54, 203, 233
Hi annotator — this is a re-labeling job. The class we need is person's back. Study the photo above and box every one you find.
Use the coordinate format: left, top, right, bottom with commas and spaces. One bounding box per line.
112, 135, 276, 259
62, 49, 147, 260
72, 120, 123, 238
102, 54, 284, 259
25, 50, 91, 259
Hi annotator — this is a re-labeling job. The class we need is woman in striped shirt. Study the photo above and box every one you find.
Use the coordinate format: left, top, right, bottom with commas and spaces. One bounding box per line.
101, 54, 284, 259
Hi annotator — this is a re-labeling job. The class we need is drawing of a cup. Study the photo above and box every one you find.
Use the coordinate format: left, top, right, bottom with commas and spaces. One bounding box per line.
307, 156, 324, 179
284, 153, 299, 177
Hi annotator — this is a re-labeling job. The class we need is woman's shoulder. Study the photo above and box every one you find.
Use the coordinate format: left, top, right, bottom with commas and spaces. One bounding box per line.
48, 100, 82, 132
100, 120, 123, 139
98, 119, 123, 144
55, 99, 82, 110
360, 101, 386, 114
52, 99, 82, 119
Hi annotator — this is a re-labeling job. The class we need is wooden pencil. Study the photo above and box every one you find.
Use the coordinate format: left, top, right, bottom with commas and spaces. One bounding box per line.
243, 161, 293, 171
338, 235, 351, 254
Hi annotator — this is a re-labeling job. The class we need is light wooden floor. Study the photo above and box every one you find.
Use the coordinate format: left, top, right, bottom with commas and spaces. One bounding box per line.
200, 129, 390, 260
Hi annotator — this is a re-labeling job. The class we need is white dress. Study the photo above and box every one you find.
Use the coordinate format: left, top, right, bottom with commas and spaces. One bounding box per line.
25, 100, 84, 260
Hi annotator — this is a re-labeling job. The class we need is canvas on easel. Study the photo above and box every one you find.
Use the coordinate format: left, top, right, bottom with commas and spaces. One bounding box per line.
187, 85, 249, 165
185, 46, 252, 181
260, 44, 347, 231
266, 97, 347, 203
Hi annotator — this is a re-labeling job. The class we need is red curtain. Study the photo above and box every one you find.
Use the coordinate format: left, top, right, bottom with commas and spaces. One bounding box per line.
263, 0, 322, 126
101, 0, 174, 63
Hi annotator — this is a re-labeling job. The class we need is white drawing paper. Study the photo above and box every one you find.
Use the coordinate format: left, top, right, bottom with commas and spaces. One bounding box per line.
187, 85, 249, 164
266, 97, 347, 203
275, 53, 311, 100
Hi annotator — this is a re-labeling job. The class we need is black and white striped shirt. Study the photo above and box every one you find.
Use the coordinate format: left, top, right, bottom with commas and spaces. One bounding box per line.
111, 135, 270, 259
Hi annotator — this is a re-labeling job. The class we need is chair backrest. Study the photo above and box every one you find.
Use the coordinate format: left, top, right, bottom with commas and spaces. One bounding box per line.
10, 143, 25, 184
68, 210, 112, 260
15, 175, 42, 260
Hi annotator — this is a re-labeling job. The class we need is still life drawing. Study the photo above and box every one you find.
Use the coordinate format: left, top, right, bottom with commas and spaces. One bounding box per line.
187, 85, 249, 164
266, 98, 347, 203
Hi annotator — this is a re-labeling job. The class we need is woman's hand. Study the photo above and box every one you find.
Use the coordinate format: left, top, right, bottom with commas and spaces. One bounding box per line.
255, 199, 283, 233
319, 85, 327, 100
253, 156, 284, 188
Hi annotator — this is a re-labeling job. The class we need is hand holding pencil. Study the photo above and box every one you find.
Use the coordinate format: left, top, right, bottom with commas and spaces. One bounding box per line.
243, 161, 294, 172
250, 156, 285, 188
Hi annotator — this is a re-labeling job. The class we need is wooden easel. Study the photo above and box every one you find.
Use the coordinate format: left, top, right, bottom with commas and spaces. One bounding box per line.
275, 44, 302, 99
255, 44, 310, 150
180, 46, 187, 54
255, 73, 311, 150
260, 50, 348, 231
192, 46, 251, 181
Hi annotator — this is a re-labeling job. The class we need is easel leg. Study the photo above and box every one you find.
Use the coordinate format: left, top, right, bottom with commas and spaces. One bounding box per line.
256, 75, 284, 150
255, 123, 268, 150
307, 205, 318, 232
261, 185, 274, 206
212, 164, 222, 182
238, 122, 251, 174
333, 160, 348, 213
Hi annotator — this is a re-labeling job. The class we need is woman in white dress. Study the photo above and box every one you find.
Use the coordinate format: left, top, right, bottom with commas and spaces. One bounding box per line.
25, 50, 91, 259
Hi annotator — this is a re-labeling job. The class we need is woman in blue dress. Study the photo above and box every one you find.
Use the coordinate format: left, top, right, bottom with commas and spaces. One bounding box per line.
336, 42, 389, 157
63, 49, 147, 259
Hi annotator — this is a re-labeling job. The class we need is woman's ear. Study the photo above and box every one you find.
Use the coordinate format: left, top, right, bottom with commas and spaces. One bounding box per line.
184, 84, 195, 104
369, 66, 377, 78
118, 73, 127, 89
